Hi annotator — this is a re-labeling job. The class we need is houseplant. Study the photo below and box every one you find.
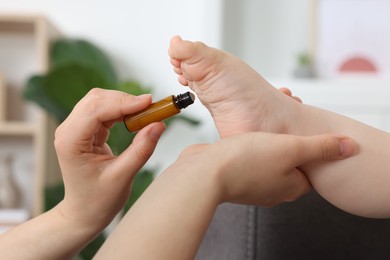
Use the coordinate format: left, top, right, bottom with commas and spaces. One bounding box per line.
293, 51, 316, 78
24, 38, 199, 259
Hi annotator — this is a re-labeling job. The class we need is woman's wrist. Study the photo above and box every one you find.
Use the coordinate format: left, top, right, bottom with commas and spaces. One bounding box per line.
95, 157, 222, 259
54, 201, 106, 239
164, 159, 223, 206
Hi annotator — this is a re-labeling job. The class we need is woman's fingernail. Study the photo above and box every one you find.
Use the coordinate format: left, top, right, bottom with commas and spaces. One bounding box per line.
149, 123, 166, 141
135, 94, 152, 101
339, 137, 358, 157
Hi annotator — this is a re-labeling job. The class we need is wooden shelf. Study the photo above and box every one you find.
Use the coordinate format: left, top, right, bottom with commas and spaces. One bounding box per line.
0, 73, 4, 121
0, 209, 30, 234
0, 15, 62, 216
0, 122, 37, 136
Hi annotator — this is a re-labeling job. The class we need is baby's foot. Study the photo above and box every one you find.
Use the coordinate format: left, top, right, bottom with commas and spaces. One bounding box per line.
169, 36, 298, 137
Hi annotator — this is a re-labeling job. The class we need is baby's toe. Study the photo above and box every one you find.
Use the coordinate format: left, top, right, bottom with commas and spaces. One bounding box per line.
178, 75, 189, 86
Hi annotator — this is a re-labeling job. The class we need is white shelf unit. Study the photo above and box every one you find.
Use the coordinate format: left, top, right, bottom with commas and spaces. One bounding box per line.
0, 15, 62, 218
0, 73, 5, 121
270, 78, 390, 132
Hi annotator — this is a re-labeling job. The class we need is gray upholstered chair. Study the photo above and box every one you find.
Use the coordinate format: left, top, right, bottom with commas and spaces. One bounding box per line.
196, 191, 390, 260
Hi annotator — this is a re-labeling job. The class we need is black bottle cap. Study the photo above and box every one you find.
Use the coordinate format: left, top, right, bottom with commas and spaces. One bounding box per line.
174, 92, 196, 109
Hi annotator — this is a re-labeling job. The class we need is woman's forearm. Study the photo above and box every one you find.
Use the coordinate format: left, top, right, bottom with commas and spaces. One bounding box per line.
0, 204, 100, 260
95, 163, 220, 259
95, 131, 355, 258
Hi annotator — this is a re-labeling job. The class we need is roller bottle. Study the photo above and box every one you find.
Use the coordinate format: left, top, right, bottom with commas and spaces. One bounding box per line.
124, 92, 195, 132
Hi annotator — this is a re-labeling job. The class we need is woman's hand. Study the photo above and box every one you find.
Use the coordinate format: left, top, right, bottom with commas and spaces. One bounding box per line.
174, 132, 358, 207
0, 88, 166, 260
96, 132, 357, 260
54, 88, 166, 230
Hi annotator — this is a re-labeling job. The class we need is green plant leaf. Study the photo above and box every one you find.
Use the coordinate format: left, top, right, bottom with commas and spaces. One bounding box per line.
44, 182, 65, 212
122, 169, 155, 215
107, 122, 136, 155
297, 52, 312, 66
51, 39, 117, 85
24, 75, 69, 122
44, 63, 111, 114
25, 63, 112, 122
116, 80, 152, 95
78, 233, 106, 260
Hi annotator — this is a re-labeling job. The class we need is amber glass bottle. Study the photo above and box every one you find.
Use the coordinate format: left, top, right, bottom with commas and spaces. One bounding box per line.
124, 92, 195, 132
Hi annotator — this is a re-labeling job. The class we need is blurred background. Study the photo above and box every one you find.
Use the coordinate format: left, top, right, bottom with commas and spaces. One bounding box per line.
1, 0, 390, 257
0, 0, 314, 183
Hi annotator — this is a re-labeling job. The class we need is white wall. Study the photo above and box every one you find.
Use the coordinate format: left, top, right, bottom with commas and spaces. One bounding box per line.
0, 0, 319, 173
222, 0, 312, 78
0, 0, 223, 173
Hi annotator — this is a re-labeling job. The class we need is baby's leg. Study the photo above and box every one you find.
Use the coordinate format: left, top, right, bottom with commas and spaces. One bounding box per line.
169, 36, 390, 218
169, 36, 299, 137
